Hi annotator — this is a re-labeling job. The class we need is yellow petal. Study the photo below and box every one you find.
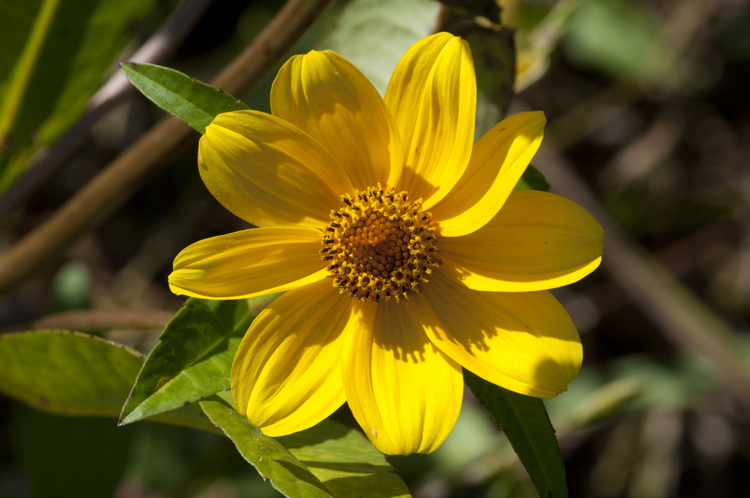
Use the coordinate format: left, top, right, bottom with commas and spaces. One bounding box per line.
385, 32, 476, 208
231, 279, 354, 436
200, 110, 355, 229
419, 270, 582, 398
438, 190, 603, 292
431, 112, 546, 236
169, 227, 327, 299
271, 50, 403, 189
343, 300, 463, 455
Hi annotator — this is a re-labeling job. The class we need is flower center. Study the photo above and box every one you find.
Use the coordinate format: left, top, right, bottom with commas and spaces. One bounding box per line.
320, 183, 441, 303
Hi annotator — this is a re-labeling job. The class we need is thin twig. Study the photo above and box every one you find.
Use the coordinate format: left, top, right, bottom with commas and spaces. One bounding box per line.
0, 0, 215, 219
0, 0, 333, 295
30, 309, 174, 332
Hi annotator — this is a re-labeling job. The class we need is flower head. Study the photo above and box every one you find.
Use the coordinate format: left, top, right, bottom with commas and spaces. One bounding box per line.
169, 33, 603, 455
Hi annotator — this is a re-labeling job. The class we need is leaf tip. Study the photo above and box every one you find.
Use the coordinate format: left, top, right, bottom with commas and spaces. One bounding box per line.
118, 411, 136, 426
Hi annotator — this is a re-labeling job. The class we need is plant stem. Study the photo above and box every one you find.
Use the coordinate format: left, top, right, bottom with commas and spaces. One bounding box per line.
31, 309, 174, 332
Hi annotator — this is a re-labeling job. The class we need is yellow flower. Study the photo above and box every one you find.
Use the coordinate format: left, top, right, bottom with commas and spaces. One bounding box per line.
169, 33, 603, 455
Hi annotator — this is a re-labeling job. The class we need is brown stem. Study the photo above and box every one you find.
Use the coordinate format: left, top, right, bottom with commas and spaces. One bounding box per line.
0, 0, 333, 295
29, 309, 175, 332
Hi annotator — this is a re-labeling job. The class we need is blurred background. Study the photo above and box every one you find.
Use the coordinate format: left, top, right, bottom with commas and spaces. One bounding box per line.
1, 0, 749, 496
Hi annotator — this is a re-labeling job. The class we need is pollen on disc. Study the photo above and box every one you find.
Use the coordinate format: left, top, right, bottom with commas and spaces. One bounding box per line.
320, 183, 441, 303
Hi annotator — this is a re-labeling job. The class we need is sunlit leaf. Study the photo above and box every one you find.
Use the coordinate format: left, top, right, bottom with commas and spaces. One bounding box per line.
200, 399, 410, 498
120, 298, 254, 426
200, 398, 335, 498
0, 0, 155, 191
0, 330, 142, 415
0, 330, 213, 431
278, 421, 411, 498
120, 62, 250, 134
465, 370, 568, 498
320, 0, 441, 95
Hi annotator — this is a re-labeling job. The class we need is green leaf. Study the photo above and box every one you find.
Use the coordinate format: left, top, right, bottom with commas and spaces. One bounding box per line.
200, 399, 410, 498
0, 330, 213, 431
0, 0, 155, 191
121, 63, 250, 134
0, 330, 143, 416
320, 0, 441, 95
13, 405, 134, 498
199, 398, 335, 498
514, 165, 550, 191
120, 298, 254, 426
278, 420, 411, 498
563, 0, 681, 84
465, 370, 568, 498
0, 0, 43, 97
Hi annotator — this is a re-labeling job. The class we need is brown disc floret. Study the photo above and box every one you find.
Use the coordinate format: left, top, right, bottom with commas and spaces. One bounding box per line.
320, 183, 441, 303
